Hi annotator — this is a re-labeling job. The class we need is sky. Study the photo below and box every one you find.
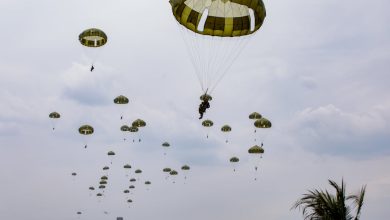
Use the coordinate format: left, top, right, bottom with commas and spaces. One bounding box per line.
0, 0, 389, 219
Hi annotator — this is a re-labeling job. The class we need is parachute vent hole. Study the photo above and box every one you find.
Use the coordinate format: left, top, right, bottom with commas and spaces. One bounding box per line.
249, 8, 255, 32
197, 8, 209, 32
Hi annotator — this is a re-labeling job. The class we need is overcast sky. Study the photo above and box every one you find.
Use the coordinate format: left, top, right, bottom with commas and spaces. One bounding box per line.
0, 0, 389, 219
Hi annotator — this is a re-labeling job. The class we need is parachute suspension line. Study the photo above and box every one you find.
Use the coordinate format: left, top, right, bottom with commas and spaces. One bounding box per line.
179, 27, 204, 91
209, 35, 252, 94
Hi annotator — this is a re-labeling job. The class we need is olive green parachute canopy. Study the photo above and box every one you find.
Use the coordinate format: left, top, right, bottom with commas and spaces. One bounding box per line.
103, 166, 110, 170
100, 180, 108, 185
221, 125, 231, 132
96, 193, 103, 197
79, 28, 107, 47
129, 185, 135, 189
49, 112, 60, 119
89, 187, 95, 190
169, 0, 266, 37
78, 125, 94, 135
130, 178, 136, 182
124, 164, 132, 169
202, 119, 213, 127
249, 112, 262, 120
99, 185, 106, 189
200, 94, 212, 101
254, 117, 271, 128
230, 156, 239, 162
163, 168, 172, 172
145, 181, 151, 185
170, 170, 178, 175
121, 125, 130, 132
129, 126, 139, 132
248, 145, 264, 154
71, 172, 77, 176
124, 190, 130, 194
127, 199, 133, 203
162, 142, 170, 147
101, 176, 108, 180
107, 151, 115, 156
181, 165, 190, 170
132, 119, 146, 128
135, 169, 142, 174
114, 95, 129, 104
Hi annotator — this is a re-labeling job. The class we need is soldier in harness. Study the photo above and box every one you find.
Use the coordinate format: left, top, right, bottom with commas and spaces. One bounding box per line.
198, 92, 211, 119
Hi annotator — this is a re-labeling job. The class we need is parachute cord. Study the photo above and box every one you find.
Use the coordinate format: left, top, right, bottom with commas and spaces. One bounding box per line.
209, 35, 252, 94
179, 27, 204, 91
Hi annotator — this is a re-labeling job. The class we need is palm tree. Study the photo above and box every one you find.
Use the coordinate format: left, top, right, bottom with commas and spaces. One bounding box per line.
292, 179, 366, 220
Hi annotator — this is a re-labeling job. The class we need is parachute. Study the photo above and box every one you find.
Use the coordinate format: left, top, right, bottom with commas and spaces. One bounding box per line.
101, 176, 108, 180
145, 181, 151, 190
181, 165, 190, 181
249, 112, 262, 120
120, 125, 130, 141
129, 185, 135, 189
221, 124, 232, 143
202, 119, 213, 138
169, 170, 179, 183
124, 164, 132, 176
229, 156, 239, 172
114, 95, 129, 120
107, 151, 116, 164
132, 119, 146, 128
130, 178, 136, 182
132, 119, 146, 142
162, 142, 170, 156
78, 125, 94, 148
253, 117, 271, 143
48, 112, 60, 131
169, 0, 266, 94
128, 126, 139, 142
78, 28, 107, 71
248, 144, 264, 180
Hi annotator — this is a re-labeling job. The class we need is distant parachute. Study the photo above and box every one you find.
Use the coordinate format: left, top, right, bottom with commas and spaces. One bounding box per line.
221, 125, 232, 143
248, 145, 265, 180
120, 125, 130, 141
114, 95, 129, 120
202, 119, 213, 138
130, 178, 136, 182
78, 28, 107, 71
229, 156, 240, 172
249, 112, 262, 120
129, 185, 135, 189
78, 125, 94, 148
169, 0, 266, 94
132, 119, 146, 142
49, 112, 60, 131
145, 181, 151, 190
181, 165, 190, 181
128, 126, 139, 142
254, 117, 271, 143
101, 176, 108, 180
169, 170, 178, 183
163, 167, 172, 180
124, 164, 132, 176
162, 142, 170, 156
107, 151, 115, 164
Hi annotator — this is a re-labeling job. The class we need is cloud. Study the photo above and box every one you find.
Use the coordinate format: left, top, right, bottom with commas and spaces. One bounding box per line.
288, 104, 390, 157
